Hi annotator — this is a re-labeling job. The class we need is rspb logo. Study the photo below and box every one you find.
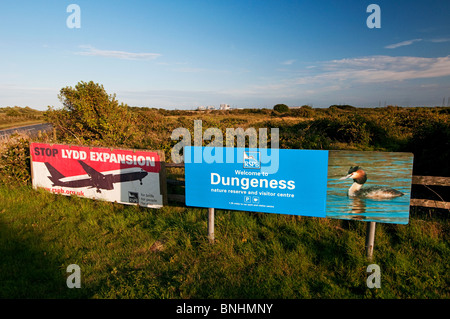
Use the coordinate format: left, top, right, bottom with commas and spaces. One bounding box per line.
243, 151, 260, 169
128, 191, 139, 204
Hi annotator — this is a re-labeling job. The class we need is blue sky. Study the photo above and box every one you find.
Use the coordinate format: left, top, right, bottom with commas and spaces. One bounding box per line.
0, 0, 449, 110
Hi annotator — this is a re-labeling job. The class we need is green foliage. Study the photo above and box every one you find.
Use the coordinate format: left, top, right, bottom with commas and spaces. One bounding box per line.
0, 134, 31, 186
273, 104, 290, 113
127, 104, 449, 158
310, 115, 372, 146
290, 105, 315, 117
0, 106, 41, 118
6, 109, 21, 117
45, 81, 138, 147
407, 118, 450, 176
329, 104, 356, 111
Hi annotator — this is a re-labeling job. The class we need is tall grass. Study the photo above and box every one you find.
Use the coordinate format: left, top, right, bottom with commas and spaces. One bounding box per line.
0, 185, 448, 299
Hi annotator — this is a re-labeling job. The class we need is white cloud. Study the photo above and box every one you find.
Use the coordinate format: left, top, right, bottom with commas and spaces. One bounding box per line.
430, 38, 450, 43
385, 39, 422, 49
319, 55, 450, 83
222, 55, 450, 100
283, 55, 450, 86
281, 59, 296, 65
76, 45, 161, 61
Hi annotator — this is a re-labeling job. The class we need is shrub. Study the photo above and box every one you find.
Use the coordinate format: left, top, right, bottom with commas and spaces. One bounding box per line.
406, 119, 450, 176
0, 134, 31, 186
329, 104, 356, 111
309, 115, 371, 146
45, 81, 138, 147
289, 106, 315, 118
273, 104, 290, 113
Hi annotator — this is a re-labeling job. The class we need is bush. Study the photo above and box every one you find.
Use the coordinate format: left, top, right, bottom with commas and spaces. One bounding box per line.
329, 104, 356, 111
45, 81, 138, 147
273, 104, 290, 113
0, 134, 31, 186
406, 119, 450, 176
309, 115, 371, 146
293, 105, 315, 117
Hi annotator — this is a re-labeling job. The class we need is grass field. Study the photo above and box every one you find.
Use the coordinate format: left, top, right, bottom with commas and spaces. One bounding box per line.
0, 107, 44, 130
0, 185, 448, 299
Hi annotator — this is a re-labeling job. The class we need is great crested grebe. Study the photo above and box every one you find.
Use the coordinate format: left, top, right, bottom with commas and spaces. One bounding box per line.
339, 166, 404, 199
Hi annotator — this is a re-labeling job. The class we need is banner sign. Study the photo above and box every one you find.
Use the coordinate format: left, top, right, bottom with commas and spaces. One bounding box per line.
184, 147, 413, 224
30, 143, 167, 208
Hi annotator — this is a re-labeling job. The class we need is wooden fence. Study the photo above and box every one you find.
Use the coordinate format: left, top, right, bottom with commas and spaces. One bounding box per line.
165, 163, 449, 211
410, 176, 450, 210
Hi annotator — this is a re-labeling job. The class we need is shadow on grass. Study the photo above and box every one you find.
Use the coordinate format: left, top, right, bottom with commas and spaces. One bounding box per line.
0, 219, 87, 298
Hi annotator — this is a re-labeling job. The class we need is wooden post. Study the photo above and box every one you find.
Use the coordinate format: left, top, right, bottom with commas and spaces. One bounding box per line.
208, 208, 215, 243
365, 222, 376, 260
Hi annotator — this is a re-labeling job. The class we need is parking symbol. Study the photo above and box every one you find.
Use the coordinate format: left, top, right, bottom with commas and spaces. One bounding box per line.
244, 196, 251, 203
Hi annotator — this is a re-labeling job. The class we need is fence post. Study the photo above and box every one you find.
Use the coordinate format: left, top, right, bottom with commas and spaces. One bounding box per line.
208, 208, 215, 244
365, 221, 376, 260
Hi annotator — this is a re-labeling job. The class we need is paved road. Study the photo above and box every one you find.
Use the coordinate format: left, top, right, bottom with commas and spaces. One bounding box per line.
0, 123, 53, 139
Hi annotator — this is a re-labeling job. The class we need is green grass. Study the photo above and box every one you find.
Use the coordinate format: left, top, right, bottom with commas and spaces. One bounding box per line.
0, 185, 448, 299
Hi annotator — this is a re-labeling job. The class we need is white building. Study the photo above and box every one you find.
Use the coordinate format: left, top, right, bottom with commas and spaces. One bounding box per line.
219, 103, 230, 110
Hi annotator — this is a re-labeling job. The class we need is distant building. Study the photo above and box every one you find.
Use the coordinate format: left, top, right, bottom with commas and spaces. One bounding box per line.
207, 105, 215, 110
197, 106, 206, 111
219, 103, 230, 110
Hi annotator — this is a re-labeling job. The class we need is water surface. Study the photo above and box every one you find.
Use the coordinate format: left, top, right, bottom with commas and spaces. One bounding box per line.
326, 150, 413, 224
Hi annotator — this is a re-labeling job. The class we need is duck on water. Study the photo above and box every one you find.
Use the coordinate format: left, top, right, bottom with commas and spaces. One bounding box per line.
339, 166, 404, 199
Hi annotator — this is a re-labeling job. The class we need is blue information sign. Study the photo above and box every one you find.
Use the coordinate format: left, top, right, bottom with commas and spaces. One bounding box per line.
185, 147, 329, 217
184, 147, 413, 224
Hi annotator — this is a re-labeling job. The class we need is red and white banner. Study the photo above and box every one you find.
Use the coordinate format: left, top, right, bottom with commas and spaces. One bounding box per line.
30, 143, 164, 208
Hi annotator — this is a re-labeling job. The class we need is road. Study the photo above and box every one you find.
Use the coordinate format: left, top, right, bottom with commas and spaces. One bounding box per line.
0, 123, 53, 139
